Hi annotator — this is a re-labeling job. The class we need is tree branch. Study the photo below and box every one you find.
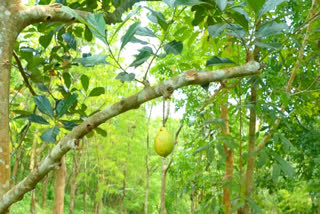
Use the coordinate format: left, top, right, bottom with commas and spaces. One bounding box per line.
0, 61, 260, 212
12, 51, 37, 96
17, 4, 89, 29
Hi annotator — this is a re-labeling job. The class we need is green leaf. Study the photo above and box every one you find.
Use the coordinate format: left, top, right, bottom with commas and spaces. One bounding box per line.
60, 120, 78, 131
136, 27, 156, 37
232, 7, 250, 22
115, 72, 136, 82
206, 56, 235, 66
95, 127, 107, 137
279, 134, 297, 151
163, 0, 175, 8
255, 41, 282, 50
109, 6, 141, 43
36, 83, 48, 92
259, 0, 287, 17
164, 40, 183, 55
145, 7, 168, 30
28, 114, 49, 125
74, 55, 108, 67
56, 93, 78, 118
248, 200, 263, 214
84, 26, 93, 41
194, 145, 210, 154
120, 22, 140, 50
208, 24, 227, 38
62, 33, 77, 50
130, 47, 153, 67
256, 22, 288, 38
247, 0, 266, 15
81, 75, 89, 91
87, 13, 107, 43
127, 37, 149, 45
274, 154, 294, 178
34, 96, 53, 117
229, 8, 249, 30
216, 0, 227, 11
40, 126, 60, 143
89, 87, 105, 97
39, 32, 54, 49
63, 72, 72, 88
226, 24, 246, 38
272, 163, 281, 182
174, 0, 206, 6
201, 83, 210, 91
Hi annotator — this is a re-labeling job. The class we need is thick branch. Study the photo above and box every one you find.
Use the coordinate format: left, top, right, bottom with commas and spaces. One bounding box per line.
18, 0, 161, 29
17, 4, 89, 29
0, 61, 260, 213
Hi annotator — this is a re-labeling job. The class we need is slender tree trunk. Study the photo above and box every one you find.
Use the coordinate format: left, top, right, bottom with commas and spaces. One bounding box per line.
243, 84, 257, 213
97, 198, 103, 214
190, 183, 196, 214
83, 139, 89, 213
144, 106, 152, 214
119, 167, 127, 213
221, 98, 233, 214
160, 158, 167, 214
11, 147, 23, 188
53, 156, 66, 214
29, 132, 38, 214
69, 149, 82, 214
41, 174, 49, 208
144, 153, 150, 214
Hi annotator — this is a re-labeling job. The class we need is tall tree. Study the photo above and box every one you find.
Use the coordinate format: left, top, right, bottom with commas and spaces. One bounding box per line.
0, 0, 264, 212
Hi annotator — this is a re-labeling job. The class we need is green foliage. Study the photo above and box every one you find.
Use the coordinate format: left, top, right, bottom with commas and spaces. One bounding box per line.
8, 0, 320, 213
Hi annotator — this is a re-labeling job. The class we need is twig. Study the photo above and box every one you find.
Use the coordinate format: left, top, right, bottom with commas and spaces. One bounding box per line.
166, 122, 184, 171
13, 51, 37, 96
142, 7, 180, 80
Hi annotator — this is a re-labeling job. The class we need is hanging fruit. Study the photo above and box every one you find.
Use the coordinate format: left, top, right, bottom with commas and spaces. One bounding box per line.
154, 127, 174, 157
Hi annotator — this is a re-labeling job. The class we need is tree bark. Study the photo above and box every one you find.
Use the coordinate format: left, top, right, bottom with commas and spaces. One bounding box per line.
11, 147, 23, 188
243, 84, 257, 213
69, 150, 81, 214
160, 158, 168, 214
53, 156, 66, 214
0, 5, 21, 206
190, 183, 196, 214
144, 106, 153, 214
221, 96, 233, 214
29, 132, 38, 214
41, 174, 49, 208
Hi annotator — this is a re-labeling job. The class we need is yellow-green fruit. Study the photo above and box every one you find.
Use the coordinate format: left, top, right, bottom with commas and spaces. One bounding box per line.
154, 127, 174, 157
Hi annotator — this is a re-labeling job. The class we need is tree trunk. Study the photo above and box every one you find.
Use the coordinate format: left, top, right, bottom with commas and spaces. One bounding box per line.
144, 106, 152, 214
29, 132, 38, 214
190, 183, 196, 214
243, 85, 257, 213
144, 153, 150, 214
160, 158, 167, 214
69, 150, 82, 214
0, 3, 20, 205
97, 199, 103, 214
53, 156, 66, 214
221, 99, 234, 214
41, 174, 49, 208
11, 146, 23, 188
